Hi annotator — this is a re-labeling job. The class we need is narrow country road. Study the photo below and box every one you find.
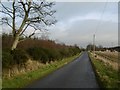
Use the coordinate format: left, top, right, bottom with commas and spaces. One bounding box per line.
26, 52, 99, 88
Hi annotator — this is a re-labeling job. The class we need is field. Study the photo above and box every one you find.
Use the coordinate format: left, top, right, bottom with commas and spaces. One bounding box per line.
89, 51, 119, 88
95, 51, 119, 70
95, 51, 118, 62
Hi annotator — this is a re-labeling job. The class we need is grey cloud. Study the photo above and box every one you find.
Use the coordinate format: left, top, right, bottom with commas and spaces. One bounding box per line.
48, 2, 118, 48
54, 2, 117, 21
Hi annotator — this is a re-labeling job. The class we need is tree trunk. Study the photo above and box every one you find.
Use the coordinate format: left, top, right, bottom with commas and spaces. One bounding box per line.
11, 35, 19, 50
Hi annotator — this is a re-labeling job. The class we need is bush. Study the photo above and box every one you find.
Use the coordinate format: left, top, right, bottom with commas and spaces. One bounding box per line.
53, 49, 62, 60
12, 49, 28, 64
27, 47, 63, 63
27, 47, 41, 60
2, 51, 13, 68
27, 47, 49, 63
44, 48, 62, 61
41, 53, 49, 63
2, 49, 28, 68
59, 48, 67, 58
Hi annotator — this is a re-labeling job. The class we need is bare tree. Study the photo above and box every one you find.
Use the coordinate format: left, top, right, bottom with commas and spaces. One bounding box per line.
0, 0, 57, 50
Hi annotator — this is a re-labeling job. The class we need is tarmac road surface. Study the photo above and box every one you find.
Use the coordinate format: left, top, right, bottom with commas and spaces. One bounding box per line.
26, 52, 99, 88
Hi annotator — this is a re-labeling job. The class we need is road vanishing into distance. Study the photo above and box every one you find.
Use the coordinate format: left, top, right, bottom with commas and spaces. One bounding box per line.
27, 52, 99, 88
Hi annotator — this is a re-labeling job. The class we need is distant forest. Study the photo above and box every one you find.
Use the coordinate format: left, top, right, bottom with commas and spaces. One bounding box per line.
104, 46, 120, 52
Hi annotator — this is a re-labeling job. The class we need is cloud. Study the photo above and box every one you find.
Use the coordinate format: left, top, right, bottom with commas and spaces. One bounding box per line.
48, 2, 118, 48
49, 16, 118, 48
68, 13, 101, 23
66, 12, 117, 26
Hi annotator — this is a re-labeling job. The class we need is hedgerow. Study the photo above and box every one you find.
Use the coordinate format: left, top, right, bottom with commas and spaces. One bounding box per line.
2, 34, 81, 67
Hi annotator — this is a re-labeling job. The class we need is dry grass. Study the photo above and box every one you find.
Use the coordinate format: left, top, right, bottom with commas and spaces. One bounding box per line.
95, 55, 118, 71
95, 51, 118, 62
94, 51, 119, 71
3, 59, 45, 78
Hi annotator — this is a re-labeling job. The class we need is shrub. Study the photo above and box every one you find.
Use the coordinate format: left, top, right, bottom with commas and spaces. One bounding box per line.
41, 48, 64, 62
41, 53, 49, 63
53, 49, 62, 60
2, 49, 28, 68
2, 51, 13, 68
27, 47, 49, 63
12, 49, 28, 64
27, 47, 41, 60
27, 47, 63, 63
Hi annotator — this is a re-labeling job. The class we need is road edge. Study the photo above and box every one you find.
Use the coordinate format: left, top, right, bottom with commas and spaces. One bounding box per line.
87, 52, 104, 89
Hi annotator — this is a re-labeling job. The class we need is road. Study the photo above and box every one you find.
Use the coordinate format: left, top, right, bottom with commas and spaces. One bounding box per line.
26, 52, 99, 88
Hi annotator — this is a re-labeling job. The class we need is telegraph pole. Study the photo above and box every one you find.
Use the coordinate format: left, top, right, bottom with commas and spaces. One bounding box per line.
93, 34, 95, 57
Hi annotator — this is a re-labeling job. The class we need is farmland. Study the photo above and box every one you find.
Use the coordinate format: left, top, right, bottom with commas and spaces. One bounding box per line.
95, 51, 119, 70
95, 51, 118, 62
89, 51, 119, 88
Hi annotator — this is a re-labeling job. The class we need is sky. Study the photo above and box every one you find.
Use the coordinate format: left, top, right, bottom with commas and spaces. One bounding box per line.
48, 2, 118, 48
1, 1, 118, 48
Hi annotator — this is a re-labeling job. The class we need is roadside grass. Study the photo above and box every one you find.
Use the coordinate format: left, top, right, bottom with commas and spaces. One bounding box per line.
0, 79, 2, 89
2, 53, 81, 88
0, 50, 2, 90
89, 52, 119, 89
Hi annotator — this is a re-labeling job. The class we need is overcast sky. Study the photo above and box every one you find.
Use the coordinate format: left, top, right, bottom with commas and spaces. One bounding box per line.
1, 1, 118, 48
47, 2, 118, 48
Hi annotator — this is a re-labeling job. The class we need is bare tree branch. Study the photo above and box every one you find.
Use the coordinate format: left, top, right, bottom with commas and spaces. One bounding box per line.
0, 10, 12, 18
12, 1, 16, 37
29, 24, 38, 30
19, 1, 27, 13
0, 2, 13, 13
19, 29, 36, 42
20, 23, 30, 36
0, 17, 12, 28
28, 31, 35, 38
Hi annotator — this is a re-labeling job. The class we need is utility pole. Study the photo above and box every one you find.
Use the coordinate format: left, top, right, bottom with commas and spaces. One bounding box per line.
93, 34, 95, 57
111, 42, 113, 47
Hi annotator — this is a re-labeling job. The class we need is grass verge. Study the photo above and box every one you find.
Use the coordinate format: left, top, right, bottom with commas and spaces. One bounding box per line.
0, 79, 2, 89
88, 52, 119, 89
2, 53, 81, 88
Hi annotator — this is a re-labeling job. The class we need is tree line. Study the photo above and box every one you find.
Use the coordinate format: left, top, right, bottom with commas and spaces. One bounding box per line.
86, 44, 120, 52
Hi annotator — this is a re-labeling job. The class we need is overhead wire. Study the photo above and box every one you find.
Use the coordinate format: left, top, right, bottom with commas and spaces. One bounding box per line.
94, 0, 108, 35
93, 0, 108, 48
92, 0, 108, 52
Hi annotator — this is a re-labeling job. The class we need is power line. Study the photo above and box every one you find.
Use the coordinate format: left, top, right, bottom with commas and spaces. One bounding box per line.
95, 0, 108, 34
93, 34, 95, 57
92, 0, 108, 56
